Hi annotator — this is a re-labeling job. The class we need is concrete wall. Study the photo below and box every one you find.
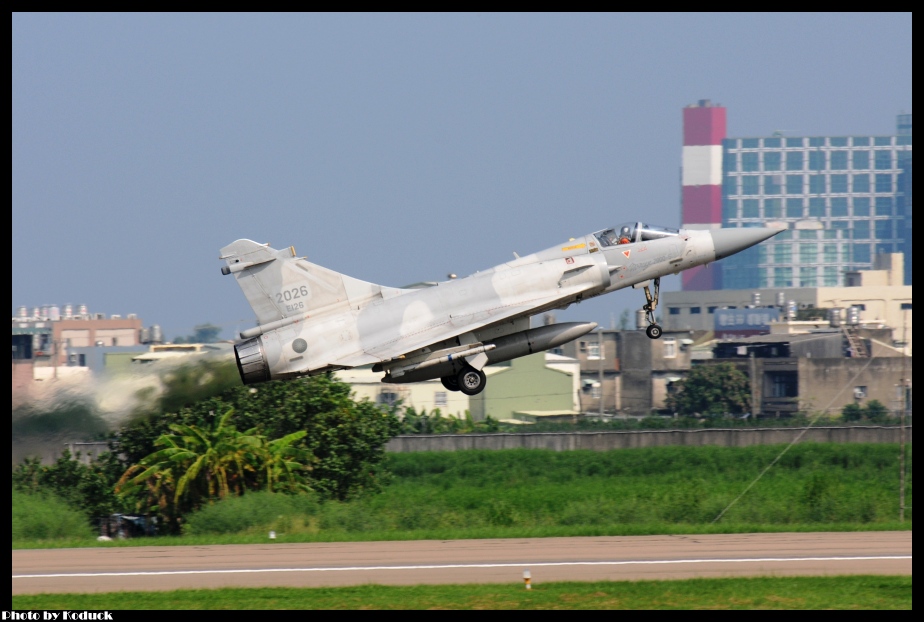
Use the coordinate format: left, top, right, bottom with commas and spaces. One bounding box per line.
385, 425, 911, 453
21, 426, 910, 466
798, 357, 911, 413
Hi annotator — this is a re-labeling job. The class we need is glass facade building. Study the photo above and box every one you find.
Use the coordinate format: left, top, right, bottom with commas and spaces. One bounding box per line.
720, 123, 912, 289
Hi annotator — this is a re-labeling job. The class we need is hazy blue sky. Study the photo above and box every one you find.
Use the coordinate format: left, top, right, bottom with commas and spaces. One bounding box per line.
12, 13, 912, 340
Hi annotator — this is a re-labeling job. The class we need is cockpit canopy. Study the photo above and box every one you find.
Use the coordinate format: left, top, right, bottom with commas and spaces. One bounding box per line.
595, 222, 680, 247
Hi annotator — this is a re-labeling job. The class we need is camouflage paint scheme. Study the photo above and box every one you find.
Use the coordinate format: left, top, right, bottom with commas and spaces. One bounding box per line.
220, 223, 779, 391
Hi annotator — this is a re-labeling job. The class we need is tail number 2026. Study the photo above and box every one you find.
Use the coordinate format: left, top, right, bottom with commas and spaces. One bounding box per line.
276, 286, 309, 304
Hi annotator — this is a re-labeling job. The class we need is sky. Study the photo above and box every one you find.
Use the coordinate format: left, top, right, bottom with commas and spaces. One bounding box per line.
12, 13, 912, 341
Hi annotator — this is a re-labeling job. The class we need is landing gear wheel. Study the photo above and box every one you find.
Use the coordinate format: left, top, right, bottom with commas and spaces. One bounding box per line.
457, 366, 487, 396
440, 375, 461, 392
640, 277, 662, 339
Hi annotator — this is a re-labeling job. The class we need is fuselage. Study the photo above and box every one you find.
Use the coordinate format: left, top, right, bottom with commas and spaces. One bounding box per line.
248, 226, 719, 384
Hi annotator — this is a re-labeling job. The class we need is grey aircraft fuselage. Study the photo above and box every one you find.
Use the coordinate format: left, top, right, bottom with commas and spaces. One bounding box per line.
220, 223, 780, 394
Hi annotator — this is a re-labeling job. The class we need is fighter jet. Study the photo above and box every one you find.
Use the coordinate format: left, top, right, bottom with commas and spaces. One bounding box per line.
220, 222, 780, 395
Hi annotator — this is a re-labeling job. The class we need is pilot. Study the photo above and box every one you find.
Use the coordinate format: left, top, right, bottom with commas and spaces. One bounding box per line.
617, 226, 632, 245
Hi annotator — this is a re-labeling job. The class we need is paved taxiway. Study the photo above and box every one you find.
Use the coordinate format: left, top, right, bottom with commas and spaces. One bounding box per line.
13, 531, 911, 594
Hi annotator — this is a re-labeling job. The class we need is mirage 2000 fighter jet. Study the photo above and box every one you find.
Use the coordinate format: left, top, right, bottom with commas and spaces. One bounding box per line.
220, 222, 780, 395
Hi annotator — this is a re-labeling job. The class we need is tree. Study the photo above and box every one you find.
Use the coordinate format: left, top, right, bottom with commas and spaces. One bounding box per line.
113, 374, 401, 504
12, 450, 127, 526
795, 306, 828, 322
842, 402, 864, 422
863, 399, 889, 422
399, 407, 501, 435
665, 362, 751, 417
172, 323, 223, 344
172, 412, 256, 499
192, 324, 222, 343
618, 309, 631, 330
259, 430, 312, 494
842, 399, 890, 423
117, 408, 314, 530
15, 370, 391, 534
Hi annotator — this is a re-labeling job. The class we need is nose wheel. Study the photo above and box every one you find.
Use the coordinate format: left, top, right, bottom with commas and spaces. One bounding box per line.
642, 277, 662, 340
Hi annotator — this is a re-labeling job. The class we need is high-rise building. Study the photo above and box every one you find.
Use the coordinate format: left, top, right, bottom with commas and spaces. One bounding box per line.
681, 104, 912, 289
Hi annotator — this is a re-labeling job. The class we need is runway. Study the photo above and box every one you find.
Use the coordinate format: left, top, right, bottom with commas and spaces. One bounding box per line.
12, 531, 911, 595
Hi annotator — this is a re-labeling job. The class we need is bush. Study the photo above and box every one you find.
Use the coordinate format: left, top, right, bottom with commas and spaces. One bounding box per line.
864, 400, 890, 423
398, 407, 501, 434
842, 403, 864, 422
183, 491, 320, 535
12, 490, 94, 542
12, 451, 126, 526
116, 375, 401, 504
841, 399, 892, 423
665, 362, 751, 417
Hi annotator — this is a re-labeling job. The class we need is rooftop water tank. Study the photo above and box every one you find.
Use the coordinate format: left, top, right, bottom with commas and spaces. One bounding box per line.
847, 306, 861, 326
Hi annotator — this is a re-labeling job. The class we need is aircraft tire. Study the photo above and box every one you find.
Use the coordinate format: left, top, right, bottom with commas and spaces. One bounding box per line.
646, 324, 662, 339
457, 366, 487, 396
441, 375, 461, 392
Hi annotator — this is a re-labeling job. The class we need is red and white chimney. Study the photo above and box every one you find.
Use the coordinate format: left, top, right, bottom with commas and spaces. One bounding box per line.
681, 99, 726, 290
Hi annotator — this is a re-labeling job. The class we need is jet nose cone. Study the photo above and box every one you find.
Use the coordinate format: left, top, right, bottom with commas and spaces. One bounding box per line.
711, 227, 783, 260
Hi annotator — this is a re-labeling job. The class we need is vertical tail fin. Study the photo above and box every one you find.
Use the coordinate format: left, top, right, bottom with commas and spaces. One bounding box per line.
220, 239, 401, 332
220, 240, 295, 326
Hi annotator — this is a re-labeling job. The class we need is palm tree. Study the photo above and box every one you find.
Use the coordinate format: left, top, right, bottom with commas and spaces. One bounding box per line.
258, 430, 312, 493
118, 409, 259, 512
118, 408, 315, 526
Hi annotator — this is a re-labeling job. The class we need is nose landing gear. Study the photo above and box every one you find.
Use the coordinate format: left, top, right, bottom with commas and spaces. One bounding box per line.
642, 277, 662, 340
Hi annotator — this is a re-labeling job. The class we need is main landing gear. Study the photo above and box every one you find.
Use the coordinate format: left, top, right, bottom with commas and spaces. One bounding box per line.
642, 277, 662, 340
441, 364, 487, 395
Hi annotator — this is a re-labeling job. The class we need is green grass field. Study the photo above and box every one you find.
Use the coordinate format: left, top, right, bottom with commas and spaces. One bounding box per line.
12, 444, 912, 609
12, 490, 95, 542
12, 576, 912, 610
13, 443, 912, 548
